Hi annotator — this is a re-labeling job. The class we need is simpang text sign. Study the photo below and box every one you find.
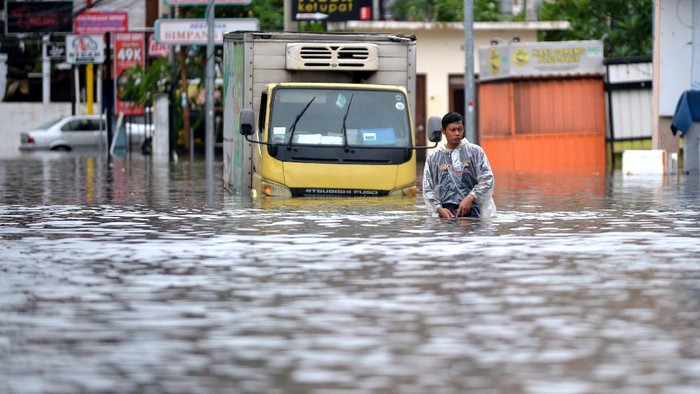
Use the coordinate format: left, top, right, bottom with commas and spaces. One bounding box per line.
155, 19, 260, 45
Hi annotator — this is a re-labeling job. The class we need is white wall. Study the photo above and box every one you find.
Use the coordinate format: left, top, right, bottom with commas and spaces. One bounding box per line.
341, 21, 560, 121
415, 27, 539, 119
0, 103, 73, 158
0, 54, 7, 101
659, 0, 693, 116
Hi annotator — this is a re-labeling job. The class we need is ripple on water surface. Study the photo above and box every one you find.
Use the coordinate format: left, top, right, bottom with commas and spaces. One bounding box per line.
2, 156, 700, 393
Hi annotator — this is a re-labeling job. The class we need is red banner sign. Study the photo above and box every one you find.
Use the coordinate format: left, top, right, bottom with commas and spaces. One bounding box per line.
75, 10, 128, 34
114, 33, 145, 116
148, 34, 169, 58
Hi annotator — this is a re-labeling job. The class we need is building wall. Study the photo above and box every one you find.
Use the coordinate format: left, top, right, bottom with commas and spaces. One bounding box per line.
82, 0, 148, 30
340, 21, 561, 122
480, 77, 607, 174
606, 60, 653, 140
414, 27, 539, 119
0, 103, 73, 158
0, 0, 152, 158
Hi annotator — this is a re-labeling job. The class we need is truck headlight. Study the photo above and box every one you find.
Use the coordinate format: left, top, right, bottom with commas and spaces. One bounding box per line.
261, 179, 293, 198
388, 184, 416, 197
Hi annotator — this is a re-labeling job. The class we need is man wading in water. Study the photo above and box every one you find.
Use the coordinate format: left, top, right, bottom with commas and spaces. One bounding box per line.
422, 112, 497, 219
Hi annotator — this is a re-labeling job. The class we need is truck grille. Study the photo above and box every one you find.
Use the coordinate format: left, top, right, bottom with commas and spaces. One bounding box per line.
287, 43, 379, 71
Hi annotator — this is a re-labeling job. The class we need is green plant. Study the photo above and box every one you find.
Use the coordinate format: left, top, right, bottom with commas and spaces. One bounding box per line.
538, 0, 652, 57
116, 58, 173, 108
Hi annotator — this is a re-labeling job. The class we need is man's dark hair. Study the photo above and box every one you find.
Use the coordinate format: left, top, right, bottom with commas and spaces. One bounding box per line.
441, 112, 464, 129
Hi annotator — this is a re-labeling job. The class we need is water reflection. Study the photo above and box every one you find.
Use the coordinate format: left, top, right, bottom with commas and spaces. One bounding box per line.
1, 152, 700, 393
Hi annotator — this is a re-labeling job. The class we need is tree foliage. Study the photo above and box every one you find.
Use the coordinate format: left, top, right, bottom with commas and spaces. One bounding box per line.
117, 59, 173, 108
178, 1, 283, 30
389, 0, 516, 22
538, 0, 652, 57
120, 0, 652, 144
387, 0, 651, 57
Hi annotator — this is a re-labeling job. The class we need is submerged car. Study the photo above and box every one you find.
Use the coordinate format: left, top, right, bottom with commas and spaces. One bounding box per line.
19, 115, 148, 151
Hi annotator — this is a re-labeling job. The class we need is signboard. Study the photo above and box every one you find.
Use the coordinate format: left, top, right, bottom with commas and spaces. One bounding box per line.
148, 34, 169, 58
155, 19, 260, 45
74, 10, 129, 34
292, 0, 373, 22
478, 40, 605, 82
6, 1, 73, 35
66, 34, 105, 64
114, 32, 145, 116
48, 41, 66, 60
165, 0, 250, 4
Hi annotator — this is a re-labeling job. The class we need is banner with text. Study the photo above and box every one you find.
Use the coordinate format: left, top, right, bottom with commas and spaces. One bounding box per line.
115, 33, 146, 116
75, 10, 128, 34
66, 34, 105, 64
154, 19, 260, 45
292, 0, 373, 22
478, 40, 605, 82
6, 1, 73, 35
148, 33, 169, 58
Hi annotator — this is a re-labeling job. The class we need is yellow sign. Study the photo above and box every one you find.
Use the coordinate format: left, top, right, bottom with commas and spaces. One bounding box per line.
488, 48, 500, 76
512, 48, 530, 67
532, 47, 586, 64
478, 40, 604, 81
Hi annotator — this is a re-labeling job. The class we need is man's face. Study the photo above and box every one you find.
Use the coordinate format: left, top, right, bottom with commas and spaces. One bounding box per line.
442, 121, 464, 145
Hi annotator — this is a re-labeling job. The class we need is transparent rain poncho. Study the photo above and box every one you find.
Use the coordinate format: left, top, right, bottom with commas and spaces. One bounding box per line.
422, 138, 497, 218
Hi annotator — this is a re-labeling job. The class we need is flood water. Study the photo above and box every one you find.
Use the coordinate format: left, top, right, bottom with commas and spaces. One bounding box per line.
1, 152, 700, 394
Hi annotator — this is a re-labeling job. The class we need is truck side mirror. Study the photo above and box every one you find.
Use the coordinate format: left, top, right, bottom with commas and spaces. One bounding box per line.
240, 109, 255, 136
427, 116, 442, 143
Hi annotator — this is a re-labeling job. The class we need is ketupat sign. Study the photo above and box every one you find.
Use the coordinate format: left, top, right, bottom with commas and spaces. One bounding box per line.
292, 0, 373, 22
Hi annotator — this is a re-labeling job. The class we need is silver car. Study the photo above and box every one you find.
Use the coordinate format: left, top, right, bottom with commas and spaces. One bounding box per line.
19, 115, 148, 151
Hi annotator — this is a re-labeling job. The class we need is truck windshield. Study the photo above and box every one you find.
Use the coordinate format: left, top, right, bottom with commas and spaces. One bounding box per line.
268, 88, 411, 148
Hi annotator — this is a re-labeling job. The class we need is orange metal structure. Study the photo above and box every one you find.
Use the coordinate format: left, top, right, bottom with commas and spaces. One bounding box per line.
479, 77, 607, 174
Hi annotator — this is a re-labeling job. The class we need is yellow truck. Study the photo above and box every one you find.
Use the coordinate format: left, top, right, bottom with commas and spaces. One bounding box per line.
222, 31, 439, 197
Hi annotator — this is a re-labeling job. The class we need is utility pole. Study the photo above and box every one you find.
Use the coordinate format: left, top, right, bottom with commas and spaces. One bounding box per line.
85, 0, 94, 115
205, 0, 216, 201
106, 32, 114, 158
205, 0, 215, 163
283, 0, 298, 31
42, 35, 50, 104
463, 0, 476, 142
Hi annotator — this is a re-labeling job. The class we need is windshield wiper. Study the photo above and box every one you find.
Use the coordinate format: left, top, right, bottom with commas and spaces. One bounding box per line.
341, 94, 354, 152
286, 97, 315, 150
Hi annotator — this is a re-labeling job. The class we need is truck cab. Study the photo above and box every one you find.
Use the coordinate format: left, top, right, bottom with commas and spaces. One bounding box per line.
223, 31, 437, 197
244, 83, 417, 197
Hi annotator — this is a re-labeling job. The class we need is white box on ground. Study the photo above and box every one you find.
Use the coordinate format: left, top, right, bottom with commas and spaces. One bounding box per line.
153, 93, 169, 160
684, 123, 700, 174
622, 150, 677, 175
